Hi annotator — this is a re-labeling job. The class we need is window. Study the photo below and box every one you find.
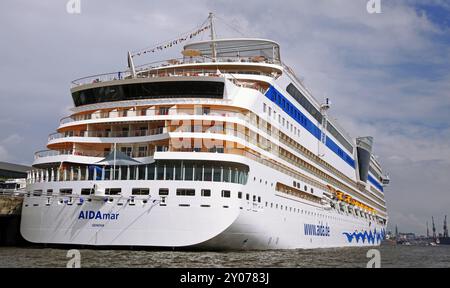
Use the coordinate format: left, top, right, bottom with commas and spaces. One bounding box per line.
238, 192, 242, 199
253, 195, 256, 202
138, 146, 148, 157
310, 188, 314, 194
33, 190, 43, 196
201, 189, 211, 197
132, 188, 150, 195
221, 190, 231, 198
121, 146, 132, 157
59, 188, 72, 195
293, 181, 296, 187
258, 196, 261, 203
268, 107, 272, 116
159, 106, 170, 115
176, 189, 195, 196
81, 188, 94, 195
246, 193, 250, 200
263, 103, 267, 113
304, 185, 308, 191
46, 189, 53, 196
159, 188, 169, 196
105, 188, 121, 195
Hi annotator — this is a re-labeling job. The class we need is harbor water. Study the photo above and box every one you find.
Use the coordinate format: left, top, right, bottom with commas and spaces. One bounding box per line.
0, 245, 449, 268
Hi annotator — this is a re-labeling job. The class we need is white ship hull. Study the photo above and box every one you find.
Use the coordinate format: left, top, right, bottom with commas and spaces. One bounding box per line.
21, 159, 385, 249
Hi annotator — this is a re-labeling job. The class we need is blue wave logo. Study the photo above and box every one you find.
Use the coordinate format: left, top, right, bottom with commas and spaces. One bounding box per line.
342, 228, 385, 244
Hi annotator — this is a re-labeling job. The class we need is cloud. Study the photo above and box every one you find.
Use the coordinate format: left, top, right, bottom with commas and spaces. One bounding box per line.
0, 145, 10, 162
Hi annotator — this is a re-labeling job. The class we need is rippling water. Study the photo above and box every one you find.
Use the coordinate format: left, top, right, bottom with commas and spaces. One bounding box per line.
1, 245, 449, 268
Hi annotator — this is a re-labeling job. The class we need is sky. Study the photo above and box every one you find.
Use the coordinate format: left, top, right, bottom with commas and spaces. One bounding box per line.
0, 0, 449, 235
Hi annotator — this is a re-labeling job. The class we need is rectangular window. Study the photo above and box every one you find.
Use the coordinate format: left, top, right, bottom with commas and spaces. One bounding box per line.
246, 193, 250, 201
213, 166, 221, 182
263, 103, 267, 113
156, 165, 164, 180
258, 196, 261, 203
59, 188, 72, 195
202, 107, 210, 115
201, 189, 211, 197
46, 189, 53, 196
132, 188, 150, 195
159, 188, 169, 196
159, 106, 170, 115
81, 188, 94, 195
121, 146, 132, 156
184, 163, 193, 181
32, 190, 43, 196
238, 191, 242, 199
138, 146, 148, 157
105, 188, 121, 195
268, 107, 272, 116
204, 166, 212, 181
253, 195, 256, 202
176, 189, 195, 196
165, 165, 174, 180
221, 190, 231, 198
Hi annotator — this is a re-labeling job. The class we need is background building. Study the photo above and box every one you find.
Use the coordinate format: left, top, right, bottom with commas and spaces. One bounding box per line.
0, 162, 30, 180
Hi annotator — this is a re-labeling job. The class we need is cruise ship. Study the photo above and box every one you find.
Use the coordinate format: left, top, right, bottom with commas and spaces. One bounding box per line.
21, 14, 389, 249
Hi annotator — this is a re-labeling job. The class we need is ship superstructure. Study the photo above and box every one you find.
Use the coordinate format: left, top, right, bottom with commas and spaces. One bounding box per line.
21, 15, 389, 249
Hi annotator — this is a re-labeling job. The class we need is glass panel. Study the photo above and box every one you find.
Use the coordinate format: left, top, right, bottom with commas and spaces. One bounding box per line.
166, 164, 174, 180
204, 166, 212, 181
213, 166, 222, 182
223, 167, 230, 182
156, 165, 164, 180
194, 165, 202, 181
184, 163, 193, 181
175, 163, 182, 180
148, 164, 155, 180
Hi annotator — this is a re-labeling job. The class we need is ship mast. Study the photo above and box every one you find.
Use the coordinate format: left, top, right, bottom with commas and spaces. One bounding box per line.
209, 12, 217, 61
444, 215, 448, 238
432, 216, 437, 240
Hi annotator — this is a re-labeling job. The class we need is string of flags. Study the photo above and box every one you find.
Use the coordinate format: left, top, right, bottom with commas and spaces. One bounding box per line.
131, 24, 211, 58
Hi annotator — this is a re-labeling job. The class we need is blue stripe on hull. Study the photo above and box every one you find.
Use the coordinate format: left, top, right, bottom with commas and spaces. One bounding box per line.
265, 85, 355, 168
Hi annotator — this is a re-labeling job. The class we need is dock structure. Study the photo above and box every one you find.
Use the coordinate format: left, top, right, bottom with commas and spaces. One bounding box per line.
0, 194, 24, 245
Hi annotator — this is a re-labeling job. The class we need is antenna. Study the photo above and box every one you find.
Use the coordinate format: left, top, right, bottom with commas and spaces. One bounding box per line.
209, 12, 217, 61
426, 221, 429, 238
127, 51, 136, 78
318, 97, 331, 157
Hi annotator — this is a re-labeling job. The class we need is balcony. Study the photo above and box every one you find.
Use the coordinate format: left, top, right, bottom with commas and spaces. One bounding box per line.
48, 127, 165, 141
59, 107, 254, 126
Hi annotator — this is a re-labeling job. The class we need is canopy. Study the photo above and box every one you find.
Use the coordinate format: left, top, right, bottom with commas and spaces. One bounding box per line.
95, 150, 141, 166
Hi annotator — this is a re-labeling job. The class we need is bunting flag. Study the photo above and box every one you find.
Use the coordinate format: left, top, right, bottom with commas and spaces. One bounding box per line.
131, 24, 211, 58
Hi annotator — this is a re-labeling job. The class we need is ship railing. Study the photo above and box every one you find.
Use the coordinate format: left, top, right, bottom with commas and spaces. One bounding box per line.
70, 56, 279, 87
60, 107, 255, 126
34, 149, 154, 160
48, 127, 165, 141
